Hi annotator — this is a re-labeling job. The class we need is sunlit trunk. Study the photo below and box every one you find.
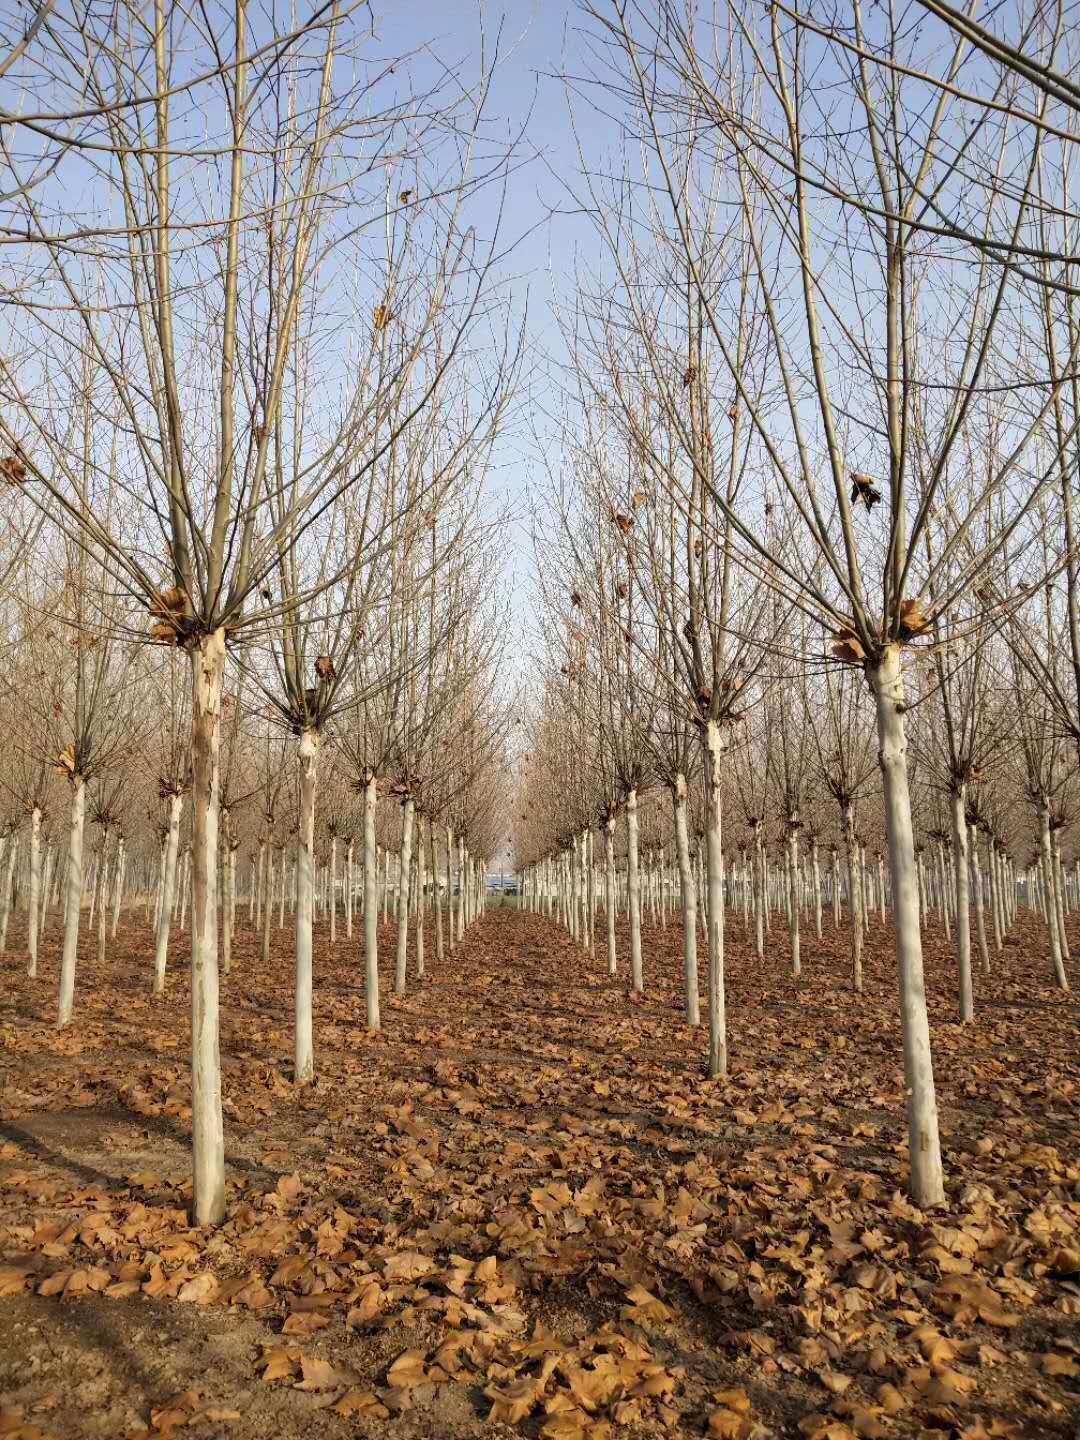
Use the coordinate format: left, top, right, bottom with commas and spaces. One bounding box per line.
111, 835, 125, 940
971, 829, 990, 976
189, 628, 226, 1226
787, 827, 801, 977
950, 786, 973, 1021
154, 792, 184, 994
260, 842, 273, 966
431, 822, 445, 963
703, 721, 727, 1078
752, 822, 764, 959
810, 837, 822, 940
364, 775, 381, 1029
96, 842, 109, 963
1039, 801, 1068, 990
294, 729, 319, 1082
56, 781, 85, 1027
843, 806, 863, 993
415, 814, 426, 977
604, 818, 616, 976
673, 776, 699, 1026
27, 806, 42, 978
329, 835, 337, 945
625, 788, 643, 991
0, 833, 17, 954
394, 797, 415, 995
869, 647, 944, 1208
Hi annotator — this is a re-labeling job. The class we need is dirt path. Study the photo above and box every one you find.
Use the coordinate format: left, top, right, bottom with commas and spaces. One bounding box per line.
0, 907, 1078, 1438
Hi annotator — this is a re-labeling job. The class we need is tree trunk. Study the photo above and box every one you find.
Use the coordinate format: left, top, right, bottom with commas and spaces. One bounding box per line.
56, 783, 85, 1027
950, 786, 973, 1021
364, 776, 381, 1029
111, 835, 125, 940
604, 818, 617, 976
295, 729, 319, 1082
431, 822, 445, 963
673, 776, 699, 1026
971, 829, 990, 976
27, 807, 42, 978
625, 788, 643, 992
1039, 801, 1069, 990
394, 797, 415, 995
154, 793, 184, 994
788, 829, 801, 977
189, 628, 227, 1227
702, 721, 727, 1078
843, 807, 863, 993
869, 646, 944, 1208
0, 833, 17, 954
811, 838, 822, 940
415, 814, 426, 978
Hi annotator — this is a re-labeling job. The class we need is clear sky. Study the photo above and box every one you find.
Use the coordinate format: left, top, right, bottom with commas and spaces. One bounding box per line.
368, 0, 605, 635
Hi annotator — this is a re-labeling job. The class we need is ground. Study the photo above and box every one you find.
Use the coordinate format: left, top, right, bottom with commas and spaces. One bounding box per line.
0, 901, 1078, 1440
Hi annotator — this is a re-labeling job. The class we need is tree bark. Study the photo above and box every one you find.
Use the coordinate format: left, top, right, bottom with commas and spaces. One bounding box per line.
189, 628, 226, 1226
27, 807, 42, 978
673, 776, 699, 1026
869, 647, 944, 1208
154, 793, 184, 994
950, 786, 973, 1021
626, 788, 643, 991
703, 720, 727, 1078
56, 784, 85, 1027
394, 797, 415, 995
295, 729, 319, 1082
364, 776, 381, 1029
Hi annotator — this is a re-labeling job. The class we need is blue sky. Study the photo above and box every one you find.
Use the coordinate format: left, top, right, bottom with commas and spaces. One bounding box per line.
368, 0, 605, 631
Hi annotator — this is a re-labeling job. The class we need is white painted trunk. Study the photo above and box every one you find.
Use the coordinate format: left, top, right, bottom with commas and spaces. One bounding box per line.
673, 776, 699, 1027
189, 629, 226, 1226
27, 807, 42, 978
415, 814, 426, 977
950, 787, 973, 1021
294, 730, 319, 1082
154, 793, 184, 994
625, 788, 643, 992
111, 837, 125, 940
363, 776, 381, 1028
869, 647, 944, 1208
604, 819, 617, 976
0, 834, 17, 953
788, 830, 801, 977
56, 784, 85, 1027
1039, 802, 1069, 990
703, 721, 727, 1078
394, 798, 415, 994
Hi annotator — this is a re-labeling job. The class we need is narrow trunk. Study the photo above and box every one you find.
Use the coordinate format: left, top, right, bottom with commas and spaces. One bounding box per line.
364, 776, 381, 1029
971, 829, 990, 977
843, 807, 863, 993
27, 807, 42, 978
604, 818, 617, 976
1039, 802, 1069, 990
788, 828, 801, 977
189, 629, 226, 1227
703, 721, 727, 1078
56, 783, 85, 1027
869, 647, 944, 1208
154, 793, 184, 994
294, 729, 319, 1082
394, 797, 415, 995
626, 788, 643, 991
0, 834, 17, 953
673, 776, 699, 1027
950, 786, 973, 1022
111, 836, 125, 940
415, 814, 426, 977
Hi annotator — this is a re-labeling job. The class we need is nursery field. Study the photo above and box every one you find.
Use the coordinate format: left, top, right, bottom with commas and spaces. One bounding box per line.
0, 909, 1077, 1440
